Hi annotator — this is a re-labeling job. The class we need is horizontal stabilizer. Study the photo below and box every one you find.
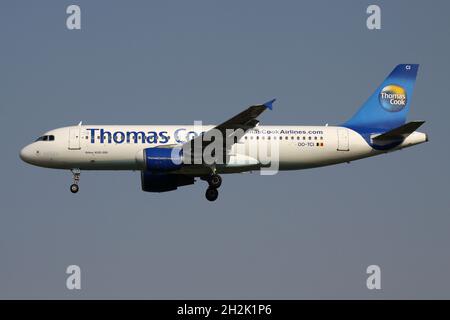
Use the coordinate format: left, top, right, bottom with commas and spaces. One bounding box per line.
371, 121, 425, 142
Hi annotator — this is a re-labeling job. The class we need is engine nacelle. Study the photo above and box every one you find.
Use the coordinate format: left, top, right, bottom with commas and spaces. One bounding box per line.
141, 171, 195, 192
143, 146, 183, 172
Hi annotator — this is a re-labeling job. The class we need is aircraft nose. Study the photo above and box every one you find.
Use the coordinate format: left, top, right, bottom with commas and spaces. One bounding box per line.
19, 145, 34, 164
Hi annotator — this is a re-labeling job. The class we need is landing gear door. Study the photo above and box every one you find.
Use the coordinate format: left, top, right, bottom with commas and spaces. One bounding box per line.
337, 128, 349, 151
68, 127, 81, 150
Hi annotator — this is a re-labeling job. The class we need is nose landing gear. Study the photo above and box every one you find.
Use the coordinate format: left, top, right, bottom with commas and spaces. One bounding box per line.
70, 168, 81, 194
204, 174, 222, 201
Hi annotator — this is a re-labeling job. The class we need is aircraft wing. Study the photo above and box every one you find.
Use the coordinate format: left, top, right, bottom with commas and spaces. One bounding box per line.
182, 99, 276, 162
214, 98, 276, 133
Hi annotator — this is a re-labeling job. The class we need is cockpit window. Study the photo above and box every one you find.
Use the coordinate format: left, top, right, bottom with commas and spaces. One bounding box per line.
35, 135, 55, 142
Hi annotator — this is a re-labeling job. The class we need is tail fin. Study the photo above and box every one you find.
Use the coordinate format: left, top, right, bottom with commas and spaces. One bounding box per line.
344, 64, 419, 133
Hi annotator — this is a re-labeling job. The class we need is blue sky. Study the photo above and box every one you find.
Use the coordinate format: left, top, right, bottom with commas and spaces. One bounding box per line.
0, 0, 449, 298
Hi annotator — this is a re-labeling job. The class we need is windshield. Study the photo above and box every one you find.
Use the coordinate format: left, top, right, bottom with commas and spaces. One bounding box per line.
35, 135, 55, 142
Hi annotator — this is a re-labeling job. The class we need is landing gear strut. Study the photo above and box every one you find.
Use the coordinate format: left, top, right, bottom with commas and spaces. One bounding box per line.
70, 168, 80, 194
204, 174, 222, 201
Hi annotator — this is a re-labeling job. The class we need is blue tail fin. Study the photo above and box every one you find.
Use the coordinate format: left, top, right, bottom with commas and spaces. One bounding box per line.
344, 64, 419, 133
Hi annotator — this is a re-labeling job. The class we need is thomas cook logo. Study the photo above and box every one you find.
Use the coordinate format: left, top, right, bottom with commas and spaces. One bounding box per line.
379, 84, 407, 112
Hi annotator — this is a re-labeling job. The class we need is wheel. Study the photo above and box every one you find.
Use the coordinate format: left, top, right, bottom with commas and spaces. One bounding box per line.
205, 187, 219, 201
207, 174, 222, 189
70, 184, 79, 193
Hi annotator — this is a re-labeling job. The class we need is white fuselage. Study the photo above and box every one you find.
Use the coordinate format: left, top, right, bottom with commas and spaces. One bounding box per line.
19, 125, 428, 175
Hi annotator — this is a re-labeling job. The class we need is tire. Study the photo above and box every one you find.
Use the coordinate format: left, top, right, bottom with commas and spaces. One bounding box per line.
205, 187, 219, 202
70, 184, 79, 193
208, 174, 222, 189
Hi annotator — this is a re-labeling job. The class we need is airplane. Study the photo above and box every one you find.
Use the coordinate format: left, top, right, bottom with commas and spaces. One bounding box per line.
19, 64, 427, 201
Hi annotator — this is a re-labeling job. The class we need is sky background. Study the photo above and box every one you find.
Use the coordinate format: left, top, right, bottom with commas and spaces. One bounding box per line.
1, 0, 449, 299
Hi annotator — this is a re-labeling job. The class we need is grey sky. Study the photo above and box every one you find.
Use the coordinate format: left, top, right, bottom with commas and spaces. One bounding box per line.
0, 0, 449, 298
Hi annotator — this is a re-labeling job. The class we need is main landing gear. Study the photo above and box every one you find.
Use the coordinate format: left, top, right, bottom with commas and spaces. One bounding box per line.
70, 168, 80, 194
204, 174, 222, 202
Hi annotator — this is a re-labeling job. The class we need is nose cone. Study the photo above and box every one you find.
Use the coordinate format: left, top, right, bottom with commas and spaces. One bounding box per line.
19, 145, 34, 164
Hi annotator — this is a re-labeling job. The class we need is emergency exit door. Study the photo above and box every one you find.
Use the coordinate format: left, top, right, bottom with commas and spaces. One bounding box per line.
337, 128, 349, 151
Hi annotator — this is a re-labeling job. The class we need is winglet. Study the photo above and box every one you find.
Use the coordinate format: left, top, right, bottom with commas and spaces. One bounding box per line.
263, 98, 276, 110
